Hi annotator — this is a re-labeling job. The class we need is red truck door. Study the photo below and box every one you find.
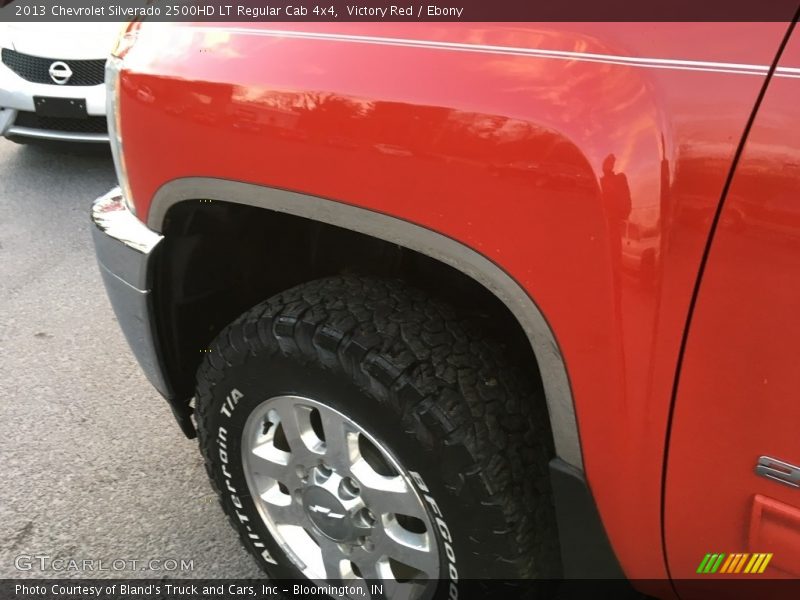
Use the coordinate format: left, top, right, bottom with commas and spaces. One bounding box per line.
664, 30, 800, 596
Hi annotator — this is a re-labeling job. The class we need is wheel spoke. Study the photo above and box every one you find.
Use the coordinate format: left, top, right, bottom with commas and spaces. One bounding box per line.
319, 538, 346, 581
250, 444, 291, 481
341, 557, 372, 596
358, 481, 421, 518
267, 501, 303, 525
276, 404, 306, 451
350, 552, 379, 580
320, 409, 357, 470
373, 526, 436, 577
272, 402, 320, 461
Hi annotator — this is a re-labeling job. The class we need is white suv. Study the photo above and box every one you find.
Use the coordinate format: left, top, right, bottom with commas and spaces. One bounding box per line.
0, 23, 119, 143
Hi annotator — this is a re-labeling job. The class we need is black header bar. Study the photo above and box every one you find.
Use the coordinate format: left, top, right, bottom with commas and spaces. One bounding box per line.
1, 0, 799, 23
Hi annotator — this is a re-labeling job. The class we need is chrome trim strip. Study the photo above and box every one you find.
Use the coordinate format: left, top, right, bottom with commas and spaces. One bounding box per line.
148, 178, 583, 469
188, 27, 800, 78
7, 125, 109, 143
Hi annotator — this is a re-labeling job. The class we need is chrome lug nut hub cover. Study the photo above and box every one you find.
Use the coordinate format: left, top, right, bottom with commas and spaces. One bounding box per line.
302, 468, 371, 543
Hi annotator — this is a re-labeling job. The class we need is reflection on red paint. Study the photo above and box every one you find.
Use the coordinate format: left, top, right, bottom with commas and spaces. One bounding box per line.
667, 32, 800, 594
115, 22, 794, 583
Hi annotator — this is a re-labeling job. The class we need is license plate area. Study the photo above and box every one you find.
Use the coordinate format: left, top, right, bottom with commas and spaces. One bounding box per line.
34, 97, 87, 119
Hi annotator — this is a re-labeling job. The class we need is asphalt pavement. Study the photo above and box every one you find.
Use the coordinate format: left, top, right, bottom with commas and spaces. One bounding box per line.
0, 138, 264, 579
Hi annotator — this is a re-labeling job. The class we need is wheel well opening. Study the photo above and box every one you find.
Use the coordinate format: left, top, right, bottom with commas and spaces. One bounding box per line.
153, 199, 546, 413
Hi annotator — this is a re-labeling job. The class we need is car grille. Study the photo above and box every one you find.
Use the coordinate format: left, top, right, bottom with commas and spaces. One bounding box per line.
1, 48, 106, 86
14, 111, 108, 134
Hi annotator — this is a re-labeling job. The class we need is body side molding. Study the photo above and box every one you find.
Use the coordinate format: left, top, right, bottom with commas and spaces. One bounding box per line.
149, 177, 583, 470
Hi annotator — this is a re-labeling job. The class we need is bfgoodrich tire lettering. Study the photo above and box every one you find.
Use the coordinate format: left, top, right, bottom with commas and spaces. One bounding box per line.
195, 276, 560, 595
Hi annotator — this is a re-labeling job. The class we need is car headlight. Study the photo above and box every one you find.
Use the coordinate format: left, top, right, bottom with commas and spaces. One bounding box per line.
106, 28, 139, 215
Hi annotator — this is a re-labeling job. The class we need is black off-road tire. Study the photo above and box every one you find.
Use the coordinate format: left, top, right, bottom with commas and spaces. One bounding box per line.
195, 276, 561, 593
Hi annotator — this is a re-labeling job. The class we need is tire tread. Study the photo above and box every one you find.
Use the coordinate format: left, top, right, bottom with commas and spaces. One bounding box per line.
195, 275, 559, 578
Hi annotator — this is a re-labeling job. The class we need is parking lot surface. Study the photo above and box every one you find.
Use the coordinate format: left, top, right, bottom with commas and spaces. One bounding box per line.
0, 139, 263, 579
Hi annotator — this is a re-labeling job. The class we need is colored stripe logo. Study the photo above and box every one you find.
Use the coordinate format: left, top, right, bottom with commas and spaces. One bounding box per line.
696, 553, 773, 574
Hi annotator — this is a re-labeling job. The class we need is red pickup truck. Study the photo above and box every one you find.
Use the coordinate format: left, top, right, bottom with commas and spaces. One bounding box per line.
91, 21, 800, 598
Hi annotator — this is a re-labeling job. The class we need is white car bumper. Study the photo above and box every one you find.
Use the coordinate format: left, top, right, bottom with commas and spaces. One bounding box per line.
0, 48, 109, 143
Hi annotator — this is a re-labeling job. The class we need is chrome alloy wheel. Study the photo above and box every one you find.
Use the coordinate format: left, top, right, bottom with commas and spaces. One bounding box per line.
242, 395, 440, 597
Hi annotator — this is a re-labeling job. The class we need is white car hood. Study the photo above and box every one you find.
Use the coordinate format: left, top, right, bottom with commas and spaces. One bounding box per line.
6, 22, 120, 59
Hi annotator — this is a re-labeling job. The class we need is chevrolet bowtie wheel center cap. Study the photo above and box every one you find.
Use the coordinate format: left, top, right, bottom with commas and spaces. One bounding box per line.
303, 486, 354, 542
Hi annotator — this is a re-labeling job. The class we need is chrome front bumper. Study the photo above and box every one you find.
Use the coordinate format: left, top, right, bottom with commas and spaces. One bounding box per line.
91, 187, 170, 398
